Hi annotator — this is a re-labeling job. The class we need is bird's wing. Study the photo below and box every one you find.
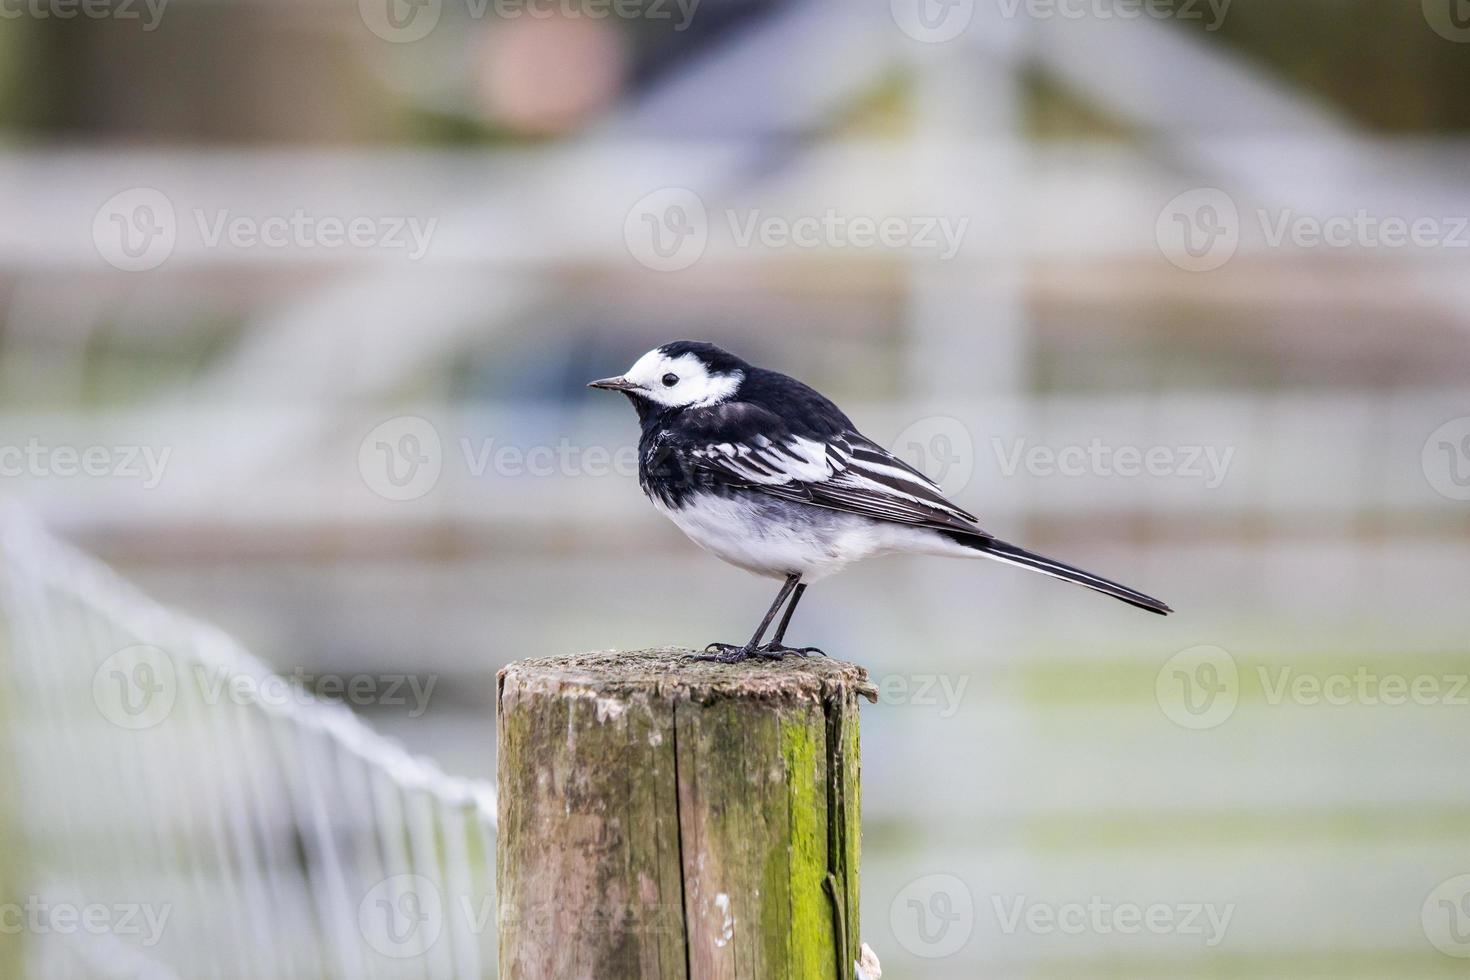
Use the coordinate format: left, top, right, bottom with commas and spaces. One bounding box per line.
672, 404, 989, 538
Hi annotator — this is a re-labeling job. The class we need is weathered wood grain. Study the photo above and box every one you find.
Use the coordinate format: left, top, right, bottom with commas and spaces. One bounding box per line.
497, 649, 875, 980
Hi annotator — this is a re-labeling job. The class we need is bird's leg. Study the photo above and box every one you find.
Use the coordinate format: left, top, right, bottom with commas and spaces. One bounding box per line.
757, 583, 826, 659
695, 574, 800, 663
769, 584, 805, 645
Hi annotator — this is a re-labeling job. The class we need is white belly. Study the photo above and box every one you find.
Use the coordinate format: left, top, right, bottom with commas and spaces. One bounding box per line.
651, 491, 973, 582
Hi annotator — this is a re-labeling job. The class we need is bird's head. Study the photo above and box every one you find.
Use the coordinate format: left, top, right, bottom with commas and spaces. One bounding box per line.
589, 341, 748, 418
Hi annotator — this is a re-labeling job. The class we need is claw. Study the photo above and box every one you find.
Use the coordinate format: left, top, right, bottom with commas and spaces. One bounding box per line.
691, 641, 827, 664
691, 642, 757, 664
756, 642, 826, 659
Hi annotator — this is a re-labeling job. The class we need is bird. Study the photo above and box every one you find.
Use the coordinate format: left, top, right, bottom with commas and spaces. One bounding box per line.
590, 341, 1171, 663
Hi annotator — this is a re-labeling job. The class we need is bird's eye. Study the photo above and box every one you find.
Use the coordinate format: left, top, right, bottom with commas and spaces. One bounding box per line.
661, 373, 679, 387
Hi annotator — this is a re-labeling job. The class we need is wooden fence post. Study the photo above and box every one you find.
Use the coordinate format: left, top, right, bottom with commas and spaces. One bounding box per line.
496, 648, 876, 980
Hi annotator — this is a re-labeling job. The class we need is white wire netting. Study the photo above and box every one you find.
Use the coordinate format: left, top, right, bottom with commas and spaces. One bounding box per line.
0, 511, 499, 980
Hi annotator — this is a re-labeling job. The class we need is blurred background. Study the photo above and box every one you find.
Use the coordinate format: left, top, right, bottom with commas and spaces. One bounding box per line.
2, 0, 1470, 976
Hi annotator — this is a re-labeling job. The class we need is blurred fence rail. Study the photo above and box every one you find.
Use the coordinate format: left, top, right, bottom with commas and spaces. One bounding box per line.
3, 389, 1465, 526
5, 143, 1470, 266
0, 509, 499, 980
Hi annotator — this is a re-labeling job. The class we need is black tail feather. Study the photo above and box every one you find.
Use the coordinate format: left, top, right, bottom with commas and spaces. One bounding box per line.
964, 537, 1173, 615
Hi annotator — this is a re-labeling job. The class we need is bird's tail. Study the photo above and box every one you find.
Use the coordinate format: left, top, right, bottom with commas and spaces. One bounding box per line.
962, 536, 1173, 615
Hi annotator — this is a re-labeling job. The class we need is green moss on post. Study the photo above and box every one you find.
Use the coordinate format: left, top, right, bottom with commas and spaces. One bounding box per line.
497, 649, 875, 980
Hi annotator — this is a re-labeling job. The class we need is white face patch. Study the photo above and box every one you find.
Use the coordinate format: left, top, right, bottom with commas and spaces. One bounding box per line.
619, 349, 743, 409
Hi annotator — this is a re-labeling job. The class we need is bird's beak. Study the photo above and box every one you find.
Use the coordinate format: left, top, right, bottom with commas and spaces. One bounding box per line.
587, 376, 641, 392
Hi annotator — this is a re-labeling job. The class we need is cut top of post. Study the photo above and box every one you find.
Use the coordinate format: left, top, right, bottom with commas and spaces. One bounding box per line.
497, 647, 879, 707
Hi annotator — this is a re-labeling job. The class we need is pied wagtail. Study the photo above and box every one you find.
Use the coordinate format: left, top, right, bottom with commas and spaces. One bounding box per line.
591, 341, 1171, 662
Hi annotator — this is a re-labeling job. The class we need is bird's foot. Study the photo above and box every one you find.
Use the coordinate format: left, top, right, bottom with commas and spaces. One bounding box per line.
691, 642, 759, 664
754, 642, 826, 660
